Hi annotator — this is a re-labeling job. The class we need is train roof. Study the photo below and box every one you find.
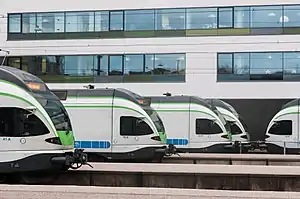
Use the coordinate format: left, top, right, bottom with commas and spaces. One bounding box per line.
281, 99, 299, 109
149, 95, 215, 110
51, 87, 147, 106
0, 65, 45, 92
206, 99, 239, 116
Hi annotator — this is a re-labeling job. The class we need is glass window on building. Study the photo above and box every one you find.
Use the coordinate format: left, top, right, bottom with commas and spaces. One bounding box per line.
98, 55, 109, 75
63, 56, 96, 76
153, 54, 185, 75
250, 6, 283, 28
124, 54, 144, 75
250, 52, 283, 80
218, 7, 233, 28
155, 9, 185, 30
109, 55, 123, 75
186, 8, 217, 29
145, 54, 155, 74
22, 13, 37, 33
66, 12, 94, 32
22, 56, 37, 74
125, 10, 155, 31
234, 7, 250, 28
283, 5, 300, 27
283, 52, 300, 79
7, 57, 21, 69
233, 53, 250, 75
109, 11, 124, 31
8, 14, 21, 33
217, 53, 233, 74
36, 13, 64, 33
95, 11, 109, 31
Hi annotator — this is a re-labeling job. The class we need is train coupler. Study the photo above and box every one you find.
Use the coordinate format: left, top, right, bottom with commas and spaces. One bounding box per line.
68, 149, 93, 169
164, 144, 178, 157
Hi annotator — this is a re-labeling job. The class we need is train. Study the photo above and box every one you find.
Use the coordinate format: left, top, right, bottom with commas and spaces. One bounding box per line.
206, 99, 250, 142
51, 85, 177, 162
148, 95, 233, 153
0, 65, 89, 183
265, 99, 300, 154
49, 84, 300, 156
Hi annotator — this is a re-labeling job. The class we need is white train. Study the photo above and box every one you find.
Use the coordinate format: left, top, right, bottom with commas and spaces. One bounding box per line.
0, 65, 88, 182
265, 99, 300, 154
51, 86, 176, 162
205, 99, 250, 142
148, 95, 237, 153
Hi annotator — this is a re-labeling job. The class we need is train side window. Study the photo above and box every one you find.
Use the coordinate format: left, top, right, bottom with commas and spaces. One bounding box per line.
52, 91, 67, 100
120, 116, 153, 136
229, 122, 243, 135
0, 107, 50, 137
196, 118, 223, 134
268, 120, 292, 135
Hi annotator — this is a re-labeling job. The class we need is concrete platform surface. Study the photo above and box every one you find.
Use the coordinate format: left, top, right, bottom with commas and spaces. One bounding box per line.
0, 185, 299, 199
76, 162, 300, 176
166, 153, 300, 160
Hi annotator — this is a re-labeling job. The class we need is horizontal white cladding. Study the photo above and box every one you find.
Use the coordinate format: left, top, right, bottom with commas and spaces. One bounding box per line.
1, 35, 300, 56
1, 0, 299, 13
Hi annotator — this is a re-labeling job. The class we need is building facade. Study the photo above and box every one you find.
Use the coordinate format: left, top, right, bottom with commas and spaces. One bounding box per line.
2, 0, 300, 138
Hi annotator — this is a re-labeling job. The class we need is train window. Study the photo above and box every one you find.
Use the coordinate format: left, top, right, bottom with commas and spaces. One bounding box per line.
229, 122, 243, 135
52, 91, 68, 100
120, 116, 153, 136
268, 120, 292, 135
0, 107, 50, 137
196, 119, 223, 135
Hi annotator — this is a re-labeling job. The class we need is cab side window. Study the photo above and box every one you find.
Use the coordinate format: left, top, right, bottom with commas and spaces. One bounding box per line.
229, 122, 242, 135
268, 120, 292, 135
196, 118, 223, 134
0, 107, 49, 137
120, 116, 153, 136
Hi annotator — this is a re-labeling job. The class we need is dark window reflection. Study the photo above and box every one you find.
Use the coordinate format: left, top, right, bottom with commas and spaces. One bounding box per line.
186, 8, 217, 29
250, 6, 283, 28
234, 7, 250, 28
124, 55, 144, 74
109, 55, 123, 75
125, 10, 155, 31
218, 7, 233, 28
283, 6, 300, 27
250, 52, 283, 80
110, 11, 124, 31
217, 53, 233, 74
156, 9, 185, 30
1, 54, 186, 83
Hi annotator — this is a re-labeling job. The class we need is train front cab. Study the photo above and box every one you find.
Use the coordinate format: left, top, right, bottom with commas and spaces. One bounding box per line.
0, 66, 88, 174
265, 99, 300, 154
53, 88, 174, 162
150, 96, 230, 153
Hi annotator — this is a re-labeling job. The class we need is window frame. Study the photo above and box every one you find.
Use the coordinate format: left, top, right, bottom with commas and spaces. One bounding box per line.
120, 116, 153, 136
268, 120, 292, 136
195, 118, 223, 135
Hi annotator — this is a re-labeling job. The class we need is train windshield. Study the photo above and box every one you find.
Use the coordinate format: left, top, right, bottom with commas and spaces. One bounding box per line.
143, 107, 165, 133
25, 81, 72, 132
